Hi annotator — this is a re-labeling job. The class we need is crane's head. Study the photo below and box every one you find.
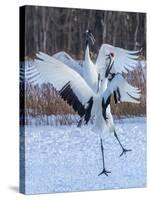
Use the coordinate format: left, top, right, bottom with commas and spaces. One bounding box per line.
85, 29, 96, 46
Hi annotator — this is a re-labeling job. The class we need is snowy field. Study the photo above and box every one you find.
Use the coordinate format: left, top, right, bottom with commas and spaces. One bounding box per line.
23, 117, 146, 194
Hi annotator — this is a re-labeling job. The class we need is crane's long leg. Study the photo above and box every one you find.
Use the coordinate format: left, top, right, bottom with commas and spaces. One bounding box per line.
114, 130, 132, 157
98, 138, 111, 176
77, 118, 82, 127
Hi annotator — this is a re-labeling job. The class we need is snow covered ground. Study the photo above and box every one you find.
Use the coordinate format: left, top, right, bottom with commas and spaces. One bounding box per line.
23, 117, 146, 194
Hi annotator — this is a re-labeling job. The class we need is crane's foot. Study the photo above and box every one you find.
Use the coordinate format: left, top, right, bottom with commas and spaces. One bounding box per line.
98, 168, 111, 176
120, 148, 132, 157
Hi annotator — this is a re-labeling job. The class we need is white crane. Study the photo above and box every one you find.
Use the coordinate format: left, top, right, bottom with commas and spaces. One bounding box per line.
89, 31, 142, 160
94, 40, 141, 160
30, 52, 140, 176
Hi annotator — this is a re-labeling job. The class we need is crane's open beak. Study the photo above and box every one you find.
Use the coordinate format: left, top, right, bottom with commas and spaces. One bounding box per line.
85, 30, 96, 45
88, 32, 96, 45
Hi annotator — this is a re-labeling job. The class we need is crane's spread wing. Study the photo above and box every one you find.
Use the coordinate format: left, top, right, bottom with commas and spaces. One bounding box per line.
21, 51, 83, 85
96, 44, 141, 75
53, 51, 83, 76
20, 60, 45, 84
30, 52, 96, 124
102, 74, 141, 120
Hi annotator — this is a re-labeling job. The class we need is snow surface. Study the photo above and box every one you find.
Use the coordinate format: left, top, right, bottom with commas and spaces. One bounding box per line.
23, 117, 146, 194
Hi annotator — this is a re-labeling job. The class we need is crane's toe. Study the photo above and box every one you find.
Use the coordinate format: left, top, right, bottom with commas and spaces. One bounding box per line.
120, 148, 132, 157
98, 168, 111, 176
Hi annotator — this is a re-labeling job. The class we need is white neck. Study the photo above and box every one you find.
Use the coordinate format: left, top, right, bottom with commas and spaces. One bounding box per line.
100, 77, 108, 94
85, 45, 90, 62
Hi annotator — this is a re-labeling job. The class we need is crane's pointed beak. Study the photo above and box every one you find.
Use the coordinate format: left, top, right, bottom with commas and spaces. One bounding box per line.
89, 33, 96, 45
85, 30, 96, 45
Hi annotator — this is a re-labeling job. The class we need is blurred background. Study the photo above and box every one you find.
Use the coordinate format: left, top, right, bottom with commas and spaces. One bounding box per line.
24, 6, 146, 57
20, 6, 146, 125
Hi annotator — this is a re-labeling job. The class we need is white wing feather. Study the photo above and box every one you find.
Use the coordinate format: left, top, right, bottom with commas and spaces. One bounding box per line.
96, 44, 141, 75
103, 74, 141, 104
20, 60, 44, 84
53, 51, 83, 76
34, 52, 95, 105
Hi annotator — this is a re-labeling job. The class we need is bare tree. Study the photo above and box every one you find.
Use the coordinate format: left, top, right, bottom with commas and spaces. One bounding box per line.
21, 6, 146, 58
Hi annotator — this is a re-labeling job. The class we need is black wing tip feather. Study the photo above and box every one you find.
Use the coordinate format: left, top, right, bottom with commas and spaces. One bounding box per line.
126, 92, 140, 102
116, 87, 121, 102
84, 97, 93, 124
113, 87, 121, 104
102, 87, 121, 121
113, 91, 118, 104
59, 82, 93, 124
102, 96, 111, 121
